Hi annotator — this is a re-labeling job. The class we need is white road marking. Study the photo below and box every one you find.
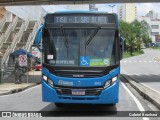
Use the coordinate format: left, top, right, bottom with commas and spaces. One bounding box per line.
121, 82, 149, 120
121, 60, 159, 63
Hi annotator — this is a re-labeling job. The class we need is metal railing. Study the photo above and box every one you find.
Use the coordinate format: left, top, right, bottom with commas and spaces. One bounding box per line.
25, 22, 40, 52
12, 20, 29, 50
2, 20, 30, 64
11, 23, 25, 53
0, 34, 5, 49
1, 46, 11, 65
4, 16, 18, 43
14, 20, 29, 44
0, 16, 18, 50
24, 20, 30, 31
11, 17, 19, 31
0, 17, 19, 65
2, 32, 18, 64
1, 20, 39, 64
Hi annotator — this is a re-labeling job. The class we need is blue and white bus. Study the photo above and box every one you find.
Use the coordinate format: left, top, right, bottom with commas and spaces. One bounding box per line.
35, 11, 123, 107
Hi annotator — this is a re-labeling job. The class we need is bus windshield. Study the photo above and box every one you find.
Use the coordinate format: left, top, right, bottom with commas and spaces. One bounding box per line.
43, 28, 119, 67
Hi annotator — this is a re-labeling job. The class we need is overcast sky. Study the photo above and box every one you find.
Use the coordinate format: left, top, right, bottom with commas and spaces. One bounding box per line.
43, 3, 160, 18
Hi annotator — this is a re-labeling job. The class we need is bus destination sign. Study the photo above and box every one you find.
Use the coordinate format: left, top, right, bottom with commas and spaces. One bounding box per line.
54, 16, 108, 24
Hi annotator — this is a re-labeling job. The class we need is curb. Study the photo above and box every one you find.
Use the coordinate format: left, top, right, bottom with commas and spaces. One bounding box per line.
0, 82, 41, 96
120, 74, 160, 110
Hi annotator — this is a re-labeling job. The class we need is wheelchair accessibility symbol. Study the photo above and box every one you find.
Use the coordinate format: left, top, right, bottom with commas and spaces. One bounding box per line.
80, 56, 90, 66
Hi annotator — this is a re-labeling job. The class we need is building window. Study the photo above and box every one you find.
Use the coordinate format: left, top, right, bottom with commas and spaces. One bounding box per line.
151, 25, 159, 29
151, 32, 159, 36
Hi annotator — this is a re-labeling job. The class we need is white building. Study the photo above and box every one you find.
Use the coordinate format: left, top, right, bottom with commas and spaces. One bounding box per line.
140, 14, 160, 43
139, 11, 160, 43
118, 3, 137, 23
145, 10, 158, 20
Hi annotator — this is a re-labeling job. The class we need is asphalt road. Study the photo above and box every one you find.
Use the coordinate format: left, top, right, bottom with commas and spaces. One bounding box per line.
121, 49, 160, 93
0, 49, 160, 119
0, 81, 159, 120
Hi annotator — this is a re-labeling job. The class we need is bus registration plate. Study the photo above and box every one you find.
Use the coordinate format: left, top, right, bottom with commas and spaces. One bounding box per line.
72, 89, 85, 96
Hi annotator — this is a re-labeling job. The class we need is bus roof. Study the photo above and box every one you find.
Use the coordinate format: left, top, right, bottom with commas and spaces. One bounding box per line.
46, 10, 118, 16
55, 10, 108, 14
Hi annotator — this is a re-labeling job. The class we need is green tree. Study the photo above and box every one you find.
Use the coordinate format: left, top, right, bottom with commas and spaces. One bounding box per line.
120, 20, 151, 54
120, 20, 136, 55
142, 34, 152, 47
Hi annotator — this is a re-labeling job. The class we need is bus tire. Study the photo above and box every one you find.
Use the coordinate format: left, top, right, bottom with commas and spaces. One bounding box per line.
55, 103, 65, 108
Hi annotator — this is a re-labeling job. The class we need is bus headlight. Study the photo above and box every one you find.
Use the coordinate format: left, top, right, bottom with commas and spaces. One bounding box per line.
43, 75, 47, 81
111, 76, 118, 84
48, 79, 54, 87
104, 76, 118, 89
43, 75, 54, 87
104, 80, 111, 88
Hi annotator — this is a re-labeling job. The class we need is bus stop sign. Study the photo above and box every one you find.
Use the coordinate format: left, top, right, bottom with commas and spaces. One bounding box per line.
19, 55, 27, 67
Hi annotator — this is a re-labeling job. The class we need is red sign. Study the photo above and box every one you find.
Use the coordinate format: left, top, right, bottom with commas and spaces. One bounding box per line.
19, 55, 27, 67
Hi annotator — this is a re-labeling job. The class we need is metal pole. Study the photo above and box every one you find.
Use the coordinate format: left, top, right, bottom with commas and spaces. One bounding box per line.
0, 60, 2, 84
109, 5, 116, 13
26, 49, 28, 83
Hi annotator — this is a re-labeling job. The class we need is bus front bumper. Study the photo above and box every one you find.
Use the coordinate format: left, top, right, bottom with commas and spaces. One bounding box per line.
42, 80, 119, 104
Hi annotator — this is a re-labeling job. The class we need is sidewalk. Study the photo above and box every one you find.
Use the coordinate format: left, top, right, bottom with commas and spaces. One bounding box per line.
121, 74, 160, 110
0, 83, 40, 96
0, 71, 41, 96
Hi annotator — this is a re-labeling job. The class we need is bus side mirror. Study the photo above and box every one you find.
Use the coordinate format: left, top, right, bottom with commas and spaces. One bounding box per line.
35, 24, 43, 52
120, 37, 125, 60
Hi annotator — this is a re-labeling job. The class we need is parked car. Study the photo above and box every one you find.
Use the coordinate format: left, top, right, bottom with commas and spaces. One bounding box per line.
34, 64, 42, 71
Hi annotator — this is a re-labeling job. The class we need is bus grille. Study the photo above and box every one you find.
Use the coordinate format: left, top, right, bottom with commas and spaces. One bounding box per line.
55, 87, 103, 96
53, 70, 105, 78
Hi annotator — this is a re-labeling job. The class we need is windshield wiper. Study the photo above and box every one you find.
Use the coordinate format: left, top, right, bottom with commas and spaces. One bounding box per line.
85, 26, 101, 45
60, 25, 69, 56
60, 25, 68, 48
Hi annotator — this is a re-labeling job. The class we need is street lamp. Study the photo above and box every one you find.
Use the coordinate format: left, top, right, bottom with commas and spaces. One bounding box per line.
109, 5, 116, 13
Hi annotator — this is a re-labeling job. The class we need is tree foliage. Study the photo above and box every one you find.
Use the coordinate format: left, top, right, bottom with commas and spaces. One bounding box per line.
119, 20, 152, 55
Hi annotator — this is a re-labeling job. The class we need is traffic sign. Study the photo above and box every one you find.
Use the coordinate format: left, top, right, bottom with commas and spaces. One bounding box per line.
19, 55, 27, 67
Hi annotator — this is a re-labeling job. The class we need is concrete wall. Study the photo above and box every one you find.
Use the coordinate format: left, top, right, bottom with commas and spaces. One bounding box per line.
5, 6, 47, 21
67, 4, 89, 10
0, 6, 6, 20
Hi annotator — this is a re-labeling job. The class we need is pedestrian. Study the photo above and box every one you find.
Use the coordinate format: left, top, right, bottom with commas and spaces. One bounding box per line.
15, 61, 23, 84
